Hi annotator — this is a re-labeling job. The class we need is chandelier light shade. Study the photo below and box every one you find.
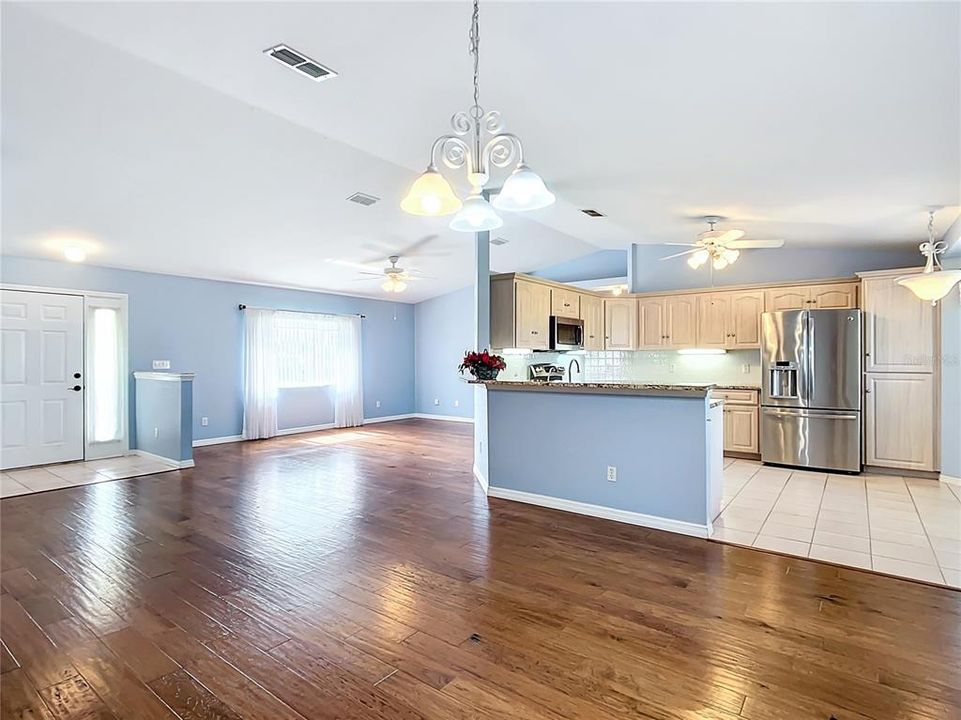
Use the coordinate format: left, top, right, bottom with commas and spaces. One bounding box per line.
400, 167, 462, 216
492, 164, 555, 211
449, 192, 503, 232
896, 210, 961, 305
401, 0, 554, 232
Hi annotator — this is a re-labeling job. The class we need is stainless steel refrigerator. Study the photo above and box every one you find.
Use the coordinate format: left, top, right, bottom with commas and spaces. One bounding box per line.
760, 309, 862, 473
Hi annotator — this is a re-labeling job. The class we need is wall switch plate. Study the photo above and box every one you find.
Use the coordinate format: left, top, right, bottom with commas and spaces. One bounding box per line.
152, 360, 171, 370
453, 400, 460, 408
607, 465, 617, 482
154, 427, 159, 438
433, 398, 440, 406
201, 417, 208, 427
375, 400, 381, 408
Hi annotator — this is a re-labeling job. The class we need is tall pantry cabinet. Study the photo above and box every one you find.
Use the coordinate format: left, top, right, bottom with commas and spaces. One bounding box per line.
859, 268, 940, 472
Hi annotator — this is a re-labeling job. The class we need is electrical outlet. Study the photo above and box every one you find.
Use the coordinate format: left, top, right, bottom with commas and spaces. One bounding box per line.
607, 465, 617, 482
375, 400, 381, 409
668, 363, 676, 374
742, 363, 751, 374
152, 360, 171, 370
433, 398, 440, 406
453, 400, 460, 408
153, 427, 159, 439
201, 417, 208, 427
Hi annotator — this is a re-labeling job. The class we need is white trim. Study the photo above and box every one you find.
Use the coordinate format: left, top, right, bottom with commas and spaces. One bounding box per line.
132, 371, 195, 382
487, 486, 711, 539
133, 449, 194, 469
0, 282, 127, 300
473, 463, 489, 493
276, 422, 335, 436
363, 413, 416, 424
941, 473, 961, 487
413, 413, 474, 423
193, 434, 243, 447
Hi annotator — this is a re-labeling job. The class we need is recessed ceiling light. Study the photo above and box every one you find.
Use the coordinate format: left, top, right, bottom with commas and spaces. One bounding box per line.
580, 209, 605, 218
63, 246, 86, 263
264, 44, 337, 82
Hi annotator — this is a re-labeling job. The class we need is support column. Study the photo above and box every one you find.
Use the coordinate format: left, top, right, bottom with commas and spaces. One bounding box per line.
627, 242, 639, 293
472, 218, 491, 492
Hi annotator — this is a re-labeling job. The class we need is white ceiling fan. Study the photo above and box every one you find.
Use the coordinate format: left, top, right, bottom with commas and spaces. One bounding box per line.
660, 216, 785, 270
335, 255, 433, 293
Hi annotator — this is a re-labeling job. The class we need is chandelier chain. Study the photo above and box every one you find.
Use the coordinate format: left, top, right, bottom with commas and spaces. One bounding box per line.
469, 0, 481, 116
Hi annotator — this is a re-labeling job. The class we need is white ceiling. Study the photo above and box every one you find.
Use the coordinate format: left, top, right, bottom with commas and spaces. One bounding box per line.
3, 2, 959, 301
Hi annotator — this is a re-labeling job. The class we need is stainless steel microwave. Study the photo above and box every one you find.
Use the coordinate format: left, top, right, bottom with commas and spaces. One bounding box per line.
549, 316, 584, 351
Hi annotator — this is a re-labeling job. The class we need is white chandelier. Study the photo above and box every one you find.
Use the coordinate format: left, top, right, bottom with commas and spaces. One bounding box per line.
897, 209, 961, 305
400, 0, 555, 231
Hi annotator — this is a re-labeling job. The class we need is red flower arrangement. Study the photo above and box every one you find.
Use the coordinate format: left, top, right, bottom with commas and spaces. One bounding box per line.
459, 349, 506, 380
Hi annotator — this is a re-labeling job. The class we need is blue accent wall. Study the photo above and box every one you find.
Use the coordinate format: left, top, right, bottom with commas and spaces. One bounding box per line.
532, 249, 627, 283
414, 286, 474, 417
134, 375, 193, 462
630, 244, 921, 292
0, 256, 414, 443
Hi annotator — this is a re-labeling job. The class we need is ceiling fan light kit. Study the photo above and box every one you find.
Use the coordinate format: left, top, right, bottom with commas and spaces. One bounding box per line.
401, 0, 555, 232
896, 209, 961, 305
664, 217, 783, 271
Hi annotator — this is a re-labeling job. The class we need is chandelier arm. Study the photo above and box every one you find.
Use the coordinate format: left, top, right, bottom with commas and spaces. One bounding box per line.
480, 132, 524, 176
429, 134, 476, 175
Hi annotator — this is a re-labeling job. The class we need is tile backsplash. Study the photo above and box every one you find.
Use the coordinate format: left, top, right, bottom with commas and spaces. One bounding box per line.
501, 349, 762, 385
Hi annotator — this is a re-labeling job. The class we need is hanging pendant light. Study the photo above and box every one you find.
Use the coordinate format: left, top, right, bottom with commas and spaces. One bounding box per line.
896, 210, 961, 305
400, 0, 554, 231
449, 190, 503, 232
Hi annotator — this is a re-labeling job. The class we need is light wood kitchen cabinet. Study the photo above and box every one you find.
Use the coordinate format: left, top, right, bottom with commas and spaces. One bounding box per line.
715, 389, 760, 456
862, 274, 936, 373
696, 291, 764, 348
665, 296, 697, 347
515, 280, 551, 350
864, 373, 936, 471
551, 287, 580, 318
580, 294, 604, 351
638, 297, 667, 348
765, 282, 858, 312
604, 298, 637, 350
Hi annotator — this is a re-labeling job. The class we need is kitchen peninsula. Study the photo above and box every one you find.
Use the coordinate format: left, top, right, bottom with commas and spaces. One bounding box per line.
475, 380, 724, 537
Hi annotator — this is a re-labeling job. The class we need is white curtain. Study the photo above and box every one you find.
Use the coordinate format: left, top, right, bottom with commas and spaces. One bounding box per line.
243, 309, 363, 438
242, 308, 278, 439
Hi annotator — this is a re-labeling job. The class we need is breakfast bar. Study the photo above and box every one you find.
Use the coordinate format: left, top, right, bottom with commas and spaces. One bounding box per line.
474, 380, 725, 537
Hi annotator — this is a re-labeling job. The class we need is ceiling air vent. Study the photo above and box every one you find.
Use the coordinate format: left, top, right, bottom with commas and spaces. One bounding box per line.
347, 192, 379, 206
264, 44, 337, 82
581, 209, 605, 218
490, 237, 509, 246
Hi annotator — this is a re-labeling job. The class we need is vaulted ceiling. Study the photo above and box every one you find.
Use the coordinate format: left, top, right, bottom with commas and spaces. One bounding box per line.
3, 2, 959, 301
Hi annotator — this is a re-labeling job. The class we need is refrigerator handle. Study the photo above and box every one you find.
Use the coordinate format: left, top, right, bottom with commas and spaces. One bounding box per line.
805, 311, 815, 404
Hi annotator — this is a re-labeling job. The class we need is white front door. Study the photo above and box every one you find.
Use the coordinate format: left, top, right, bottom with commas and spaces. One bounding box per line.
1, 290, 85, 469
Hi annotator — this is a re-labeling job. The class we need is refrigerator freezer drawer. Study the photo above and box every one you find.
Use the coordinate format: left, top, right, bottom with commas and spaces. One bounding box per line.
761, 407, 861, 473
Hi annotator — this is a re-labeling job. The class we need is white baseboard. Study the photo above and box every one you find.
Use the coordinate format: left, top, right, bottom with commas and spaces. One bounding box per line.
414, 413, 474, 423
941, 473, 961, 487
363, 413, 416, 424
133, 449, 194, 469
277, 422, 335, 436
472, 463, 489, 494
193, 434, 243, 447
487, 486, 711, 539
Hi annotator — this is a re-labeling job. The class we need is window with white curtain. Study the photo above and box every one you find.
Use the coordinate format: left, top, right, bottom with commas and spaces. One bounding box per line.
84, 294, 128, 459
242, 309, 363, 439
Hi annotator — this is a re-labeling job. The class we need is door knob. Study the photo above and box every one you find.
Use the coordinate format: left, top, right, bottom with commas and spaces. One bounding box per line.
70, 385, 82, 392
73, 372, 81, 379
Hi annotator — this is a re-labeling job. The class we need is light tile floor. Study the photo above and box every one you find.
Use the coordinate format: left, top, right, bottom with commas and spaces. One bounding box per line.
712, 458, 961, 589
1, 455, 179, 498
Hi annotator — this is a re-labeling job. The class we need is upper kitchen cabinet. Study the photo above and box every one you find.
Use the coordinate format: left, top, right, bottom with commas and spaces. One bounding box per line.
638, 297, 667, 348
580, 294, 604, 351
861, 271, 937, 373
605, 297, 637, 350
765, 282, 858, 312
551, 287, 580, 319
490, 276, 551, 350
637, 296, 695, 348
696, 291, 764, 348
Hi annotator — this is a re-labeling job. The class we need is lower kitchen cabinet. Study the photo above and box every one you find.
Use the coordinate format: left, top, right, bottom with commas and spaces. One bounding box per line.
865, 372, 936, 471
723, 405, 759, 454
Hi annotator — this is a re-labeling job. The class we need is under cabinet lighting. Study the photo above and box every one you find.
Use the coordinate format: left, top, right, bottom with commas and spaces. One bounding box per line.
677, 348, 727, 355
500, 348, 530, 355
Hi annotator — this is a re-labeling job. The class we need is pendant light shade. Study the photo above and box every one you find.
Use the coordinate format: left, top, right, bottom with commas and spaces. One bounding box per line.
492, 164, 556, 212
449, 192, 503, 232
400, 168, 462, 216
897, 269, 961, 304
687, 249, 709, 269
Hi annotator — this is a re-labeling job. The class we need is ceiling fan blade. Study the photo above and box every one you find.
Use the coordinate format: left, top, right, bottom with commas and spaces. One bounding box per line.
715, 229, 746, 244
661, 242, 698, 247
726, 239, 784, 249
659, 248, 702, 261
397, 234, 440, 257
327, 258, 380, 271
355, 271, 384, 277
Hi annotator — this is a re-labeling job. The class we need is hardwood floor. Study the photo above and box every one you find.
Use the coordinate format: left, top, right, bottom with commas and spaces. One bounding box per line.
2, 419, 959, 720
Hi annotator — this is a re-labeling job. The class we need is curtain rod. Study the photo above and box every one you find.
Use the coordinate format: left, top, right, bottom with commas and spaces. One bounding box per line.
238, 304, 365, 319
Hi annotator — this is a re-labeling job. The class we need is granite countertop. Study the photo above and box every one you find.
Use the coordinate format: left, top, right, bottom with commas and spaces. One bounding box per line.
714, 384, 761, 391
467, 379, 715, 398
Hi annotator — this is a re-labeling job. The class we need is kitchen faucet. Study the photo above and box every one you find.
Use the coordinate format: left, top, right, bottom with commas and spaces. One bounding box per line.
566, 357, 581, 383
